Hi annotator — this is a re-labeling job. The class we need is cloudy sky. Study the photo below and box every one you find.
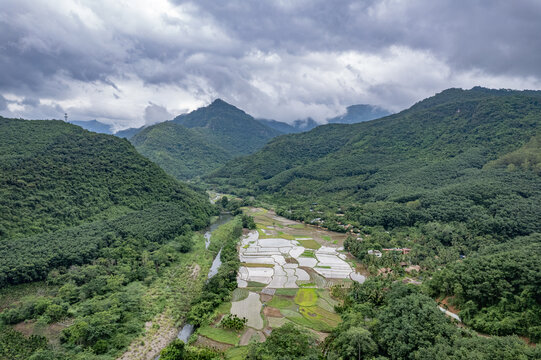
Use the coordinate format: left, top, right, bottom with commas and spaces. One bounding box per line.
1, 0, 540, 130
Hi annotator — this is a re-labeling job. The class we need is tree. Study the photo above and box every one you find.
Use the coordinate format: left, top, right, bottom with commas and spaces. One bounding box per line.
332, 326, 377, 360
160, 339, 186, 360
242, 215, 256, 229
247, 323, 319, 360
375, 293, 456, 359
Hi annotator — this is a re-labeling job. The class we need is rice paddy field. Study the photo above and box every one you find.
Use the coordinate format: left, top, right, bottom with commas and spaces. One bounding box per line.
197, 207, 367, 355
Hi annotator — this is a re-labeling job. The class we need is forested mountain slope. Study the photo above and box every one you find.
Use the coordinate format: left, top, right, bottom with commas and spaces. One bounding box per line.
0, 118, 214, 285
208, 87, 540, 238
131, 121, 232, 180
0, 118, 212, 240
0, 117, 217, 359
208, 87, 541, 342
172, 99, 281, 156
129, 99, 281, 180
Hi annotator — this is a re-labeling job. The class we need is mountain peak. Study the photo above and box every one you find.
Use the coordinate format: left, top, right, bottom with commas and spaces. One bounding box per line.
209, 98, 238, 109
210, 98, 228, 106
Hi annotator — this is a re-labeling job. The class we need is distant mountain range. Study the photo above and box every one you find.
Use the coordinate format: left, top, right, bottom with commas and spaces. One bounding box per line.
67, 101, 390, 180
69, 119, 114, 134
115, 126, 145, 138
258, 104, 390, 134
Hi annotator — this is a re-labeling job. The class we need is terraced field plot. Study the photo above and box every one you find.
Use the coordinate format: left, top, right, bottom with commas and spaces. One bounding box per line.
238, 209, 365, 327
237, 230, 362, 287
201, 207, 367, 352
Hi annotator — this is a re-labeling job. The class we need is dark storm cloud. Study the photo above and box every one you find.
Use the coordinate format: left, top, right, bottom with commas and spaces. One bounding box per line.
0, 0, 540, 127
175, 0, 541, 79
144, 102, 173, 124
0, 95, 7, 111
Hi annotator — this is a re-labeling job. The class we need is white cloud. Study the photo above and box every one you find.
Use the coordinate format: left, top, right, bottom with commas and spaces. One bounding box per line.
0, 0, 540, 128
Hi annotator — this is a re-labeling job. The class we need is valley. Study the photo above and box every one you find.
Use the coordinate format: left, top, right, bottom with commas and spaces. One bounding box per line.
187, 207, 366, 358
0, 87, 539, 360
2, 1, 541, 359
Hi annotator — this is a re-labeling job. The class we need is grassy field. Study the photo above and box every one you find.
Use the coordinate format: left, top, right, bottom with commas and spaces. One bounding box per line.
294, 288, 318, 306
268, 317, 289, 328
267, 296, 294, 309
225, 345, 249, 359
300, 249, 316, 258
299, 306, 341, 328
297, 239, 321, 249
274, 288, 298, 296
322, 235, 332, 241
216, 301, 233, 314
317, 290, 340, 312
0, 282, 57, 311
143, 233, 214, 322
280, 309, 333, 332
276, 231, 295, 240
198, 326, 240, 345
246, 281, 267, 289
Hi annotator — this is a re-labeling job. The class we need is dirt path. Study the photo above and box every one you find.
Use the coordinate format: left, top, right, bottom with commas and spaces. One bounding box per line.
190, 264, 201, 279
117, 313, 177, 360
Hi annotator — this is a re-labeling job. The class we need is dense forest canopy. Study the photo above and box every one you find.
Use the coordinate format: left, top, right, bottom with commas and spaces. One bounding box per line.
131, 122, 232, 180
0, 117, 219, 359
171, 99, 281, 156
207, 88, 541, 240
0, 118, 214, 278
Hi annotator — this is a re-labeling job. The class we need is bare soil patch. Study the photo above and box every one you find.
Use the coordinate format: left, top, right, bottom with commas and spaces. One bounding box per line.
263, 307, 283, 318
195, 335, 233, 352
239, 328, 266, 346
190, 264, 201, 279
13, 321, 35, 337
118, 312, 177, 360
439, 296, 460, 314
285, 257, 299, 265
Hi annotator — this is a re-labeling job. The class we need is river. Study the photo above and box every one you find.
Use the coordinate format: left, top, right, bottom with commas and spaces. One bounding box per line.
204, 213, 233, 249
155, 213, 233, 359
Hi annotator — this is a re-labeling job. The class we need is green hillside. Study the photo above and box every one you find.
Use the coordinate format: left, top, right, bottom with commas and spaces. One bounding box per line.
128, 99, 281, 180
207, 87, 541, 341
0, 117, 217, 359
0, 118, 214, 283
0, 118, 213, 240
208, 87, 540, 238
131, 121, 231, 180
172, 99, 281, 156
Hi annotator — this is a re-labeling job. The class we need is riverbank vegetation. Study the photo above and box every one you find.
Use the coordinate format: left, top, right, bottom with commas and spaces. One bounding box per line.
159, 217, 243, 357
186, 217, 242, 326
